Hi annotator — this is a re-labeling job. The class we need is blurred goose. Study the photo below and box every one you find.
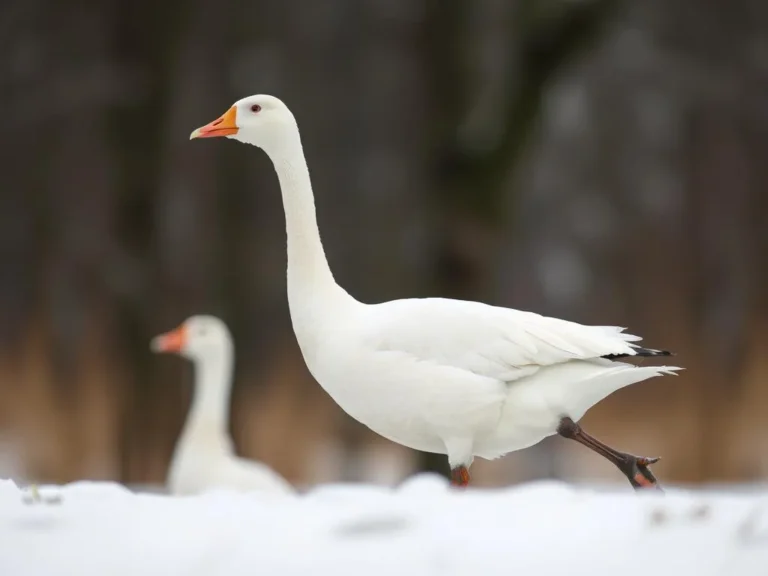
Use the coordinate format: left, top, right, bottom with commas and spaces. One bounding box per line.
151, 315, 294, 495
189, 96, 681, 489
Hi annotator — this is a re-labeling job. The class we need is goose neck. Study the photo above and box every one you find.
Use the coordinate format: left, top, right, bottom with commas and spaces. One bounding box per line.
271, 139, 338, 297
182, 348, 233, 445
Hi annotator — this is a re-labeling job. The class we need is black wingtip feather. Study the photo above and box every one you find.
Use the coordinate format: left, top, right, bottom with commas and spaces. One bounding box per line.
602, 347, 675, 360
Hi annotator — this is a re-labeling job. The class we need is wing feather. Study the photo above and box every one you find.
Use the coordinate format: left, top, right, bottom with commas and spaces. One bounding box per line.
365, 297, 643, 383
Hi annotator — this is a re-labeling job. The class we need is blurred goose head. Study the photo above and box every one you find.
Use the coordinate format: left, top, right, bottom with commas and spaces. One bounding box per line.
150, 315, 232, 362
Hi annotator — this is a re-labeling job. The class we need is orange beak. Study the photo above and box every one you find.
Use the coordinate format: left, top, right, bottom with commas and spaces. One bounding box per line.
151, 324, 188, 353
189, 106, 238, 139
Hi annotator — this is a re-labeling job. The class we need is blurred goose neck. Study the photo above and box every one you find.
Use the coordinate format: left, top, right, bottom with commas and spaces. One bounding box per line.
182, 346, 234, 447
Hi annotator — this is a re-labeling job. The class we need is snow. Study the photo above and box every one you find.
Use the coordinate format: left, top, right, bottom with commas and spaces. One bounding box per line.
2, 474, 768, 575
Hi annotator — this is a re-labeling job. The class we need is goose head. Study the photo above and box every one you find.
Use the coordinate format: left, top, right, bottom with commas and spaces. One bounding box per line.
189, 94, 298, 155
151, 315, 232, 362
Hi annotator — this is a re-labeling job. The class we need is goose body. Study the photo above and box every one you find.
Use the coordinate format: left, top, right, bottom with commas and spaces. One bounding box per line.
152, 315, 294, 495
190, 96, 681, 486
293, 293, 676, 465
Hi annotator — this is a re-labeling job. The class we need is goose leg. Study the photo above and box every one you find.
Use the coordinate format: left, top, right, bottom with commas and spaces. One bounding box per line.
557, 416, 662, 491
450, 465, 471, 488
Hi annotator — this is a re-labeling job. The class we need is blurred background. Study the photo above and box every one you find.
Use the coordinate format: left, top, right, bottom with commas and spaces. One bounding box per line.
1, 0, 767, 491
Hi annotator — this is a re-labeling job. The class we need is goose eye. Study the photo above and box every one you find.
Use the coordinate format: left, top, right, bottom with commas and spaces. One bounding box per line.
251, 104, 262, 113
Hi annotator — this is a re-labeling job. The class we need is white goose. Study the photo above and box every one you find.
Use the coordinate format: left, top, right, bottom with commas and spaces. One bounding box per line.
190, 96, 682, 489
151, 315, 294, 495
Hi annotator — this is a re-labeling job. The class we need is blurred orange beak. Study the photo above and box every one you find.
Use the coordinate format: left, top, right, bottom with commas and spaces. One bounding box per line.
189, 106, 238, 139
151, 324, 188, 353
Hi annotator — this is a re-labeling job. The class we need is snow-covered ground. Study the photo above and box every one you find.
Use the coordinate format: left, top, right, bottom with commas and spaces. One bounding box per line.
2, 474, 767, 575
